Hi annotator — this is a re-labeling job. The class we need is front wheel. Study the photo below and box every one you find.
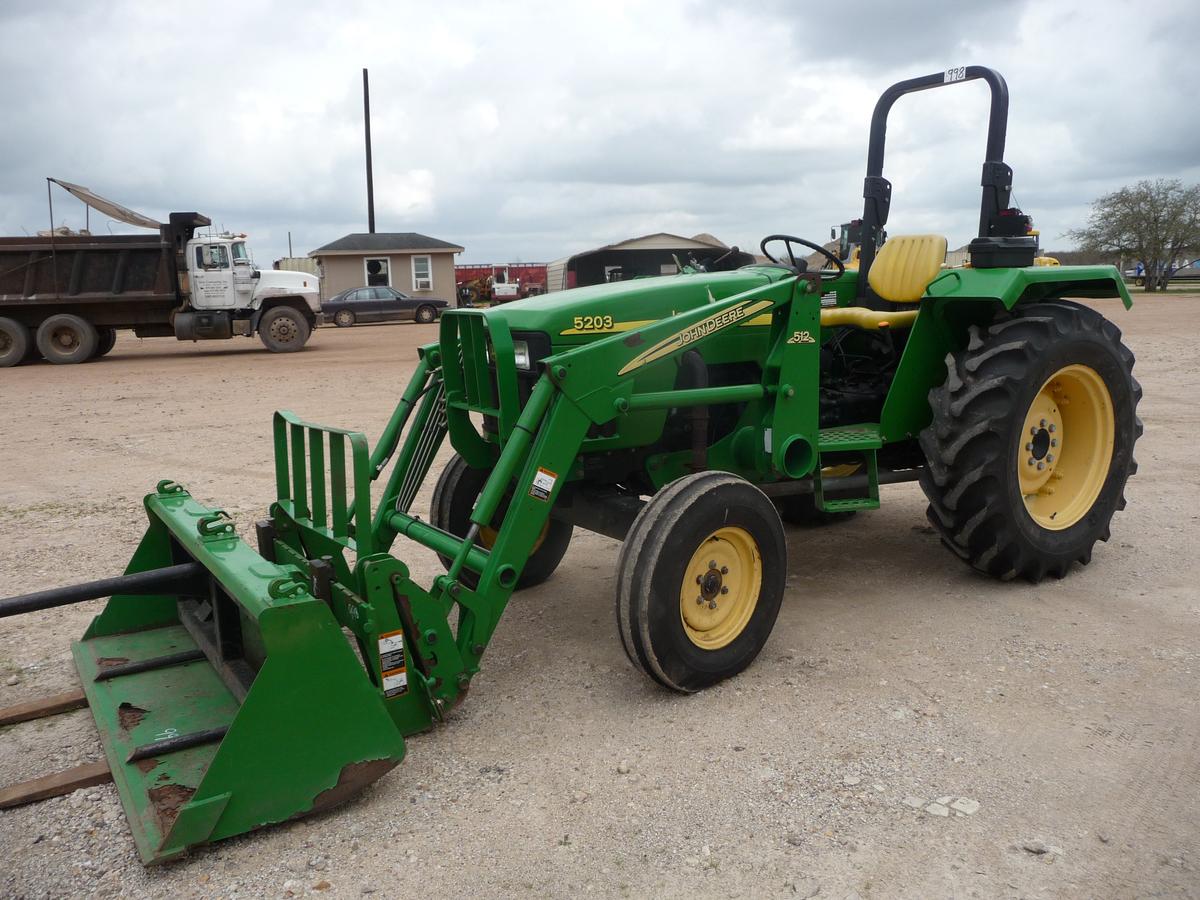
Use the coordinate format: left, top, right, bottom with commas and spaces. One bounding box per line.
616, 472, 786, 693
919, 300, 1142, 582
414, 305, 437, 325
258, 306, 311, 352
333, 310, 356, 327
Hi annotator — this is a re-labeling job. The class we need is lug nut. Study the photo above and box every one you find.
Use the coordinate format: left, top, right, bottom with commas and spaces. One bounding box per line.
1039, 418, 1047, 428
696, 596, 704, 605
1028, 458, 1036, 466
1046, 453, 1055, 463
696, 575, 702, 584
720, 586, 729, 595
1050, 438, 1058, 447
1048, 423, 1056, 433
720, 566, 728, 574
1030, 426, 1039, 435
708, 560, 717, 569
1025, 442, 1033, 451
708, 600, 718, 610
1037, 462, 1045, 470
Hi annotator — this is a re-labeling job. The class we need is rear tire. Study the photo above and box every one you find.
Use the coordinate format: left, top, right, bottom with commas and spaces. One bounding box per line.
616, 472, 786, 693
334, 310, 356, 327
415, 305, 437, 325
430, 453, 573, 590
93, 327, 117, 358
919, 300, 1141, 582
36, 314, 97, 364
0, 317, 30, 368
258, 306, 311, 352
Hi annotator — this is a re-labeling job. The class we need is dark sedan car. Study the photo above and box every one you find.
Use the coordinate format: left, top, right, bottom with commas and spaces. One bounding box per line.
323, 286, 450, 327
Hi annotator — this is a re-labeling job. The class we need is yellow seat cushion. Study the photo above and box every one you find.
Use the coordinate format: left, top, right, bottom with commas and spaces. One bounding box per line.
866, 234, 947, 303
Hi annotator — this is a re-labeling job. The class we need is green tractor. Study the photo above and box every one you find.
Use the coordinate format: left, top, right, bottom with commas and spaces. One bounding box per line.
1, 66, 1140, 863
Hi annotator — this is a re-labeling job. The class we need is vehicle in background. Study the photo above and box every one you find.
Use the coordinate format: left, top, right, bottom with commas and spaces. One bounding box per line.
1124, 258, 1200, 287
455, 263, 547, 307
323, 286, 449, 326
0, 180, 321, 367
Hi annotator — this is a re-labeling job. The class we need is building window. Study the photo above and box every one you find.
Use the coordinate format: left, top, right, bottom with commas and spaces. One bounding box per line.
412, 255, 432, 291
365, 257, 390, 287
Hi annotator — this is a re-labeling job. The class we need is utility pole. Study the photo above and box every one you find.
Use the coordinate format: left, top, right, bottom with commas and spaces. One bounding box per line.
363, 68, 376, 234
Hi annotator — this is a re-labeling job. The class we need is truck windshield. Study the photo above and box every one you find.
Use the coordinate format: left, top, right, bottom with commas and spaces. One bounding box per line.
231, 242, 250, 264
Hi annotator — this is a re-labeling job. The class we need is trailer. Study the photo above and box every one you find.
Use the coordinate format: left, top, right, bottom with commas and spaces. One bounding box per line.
0, 180, 322, 367
455, 263, 546, 306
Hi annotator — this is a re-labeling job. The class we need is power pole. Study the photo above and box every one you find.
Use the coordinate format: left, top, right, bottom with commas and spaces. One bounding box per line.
363, 68, 376, 234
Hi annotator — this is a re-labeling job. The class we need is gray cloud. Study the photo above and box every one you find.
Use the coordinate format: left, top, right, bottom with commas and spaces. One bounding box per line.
1, 0, 1197, 265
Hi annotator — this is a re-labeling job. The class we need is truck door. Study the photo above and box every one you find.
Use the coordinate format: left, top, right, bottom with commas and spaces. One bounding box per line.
231, 240, 256, 306
191, 243, 235, 309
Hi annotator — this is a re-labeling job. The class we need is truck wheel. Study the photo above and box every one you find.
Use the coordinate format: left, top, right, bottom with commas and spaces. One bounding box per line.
430, 453, 573, 590
0, 317, 30, 368
616, 471, 785, 693
258, 306, 310, 352
919, 300, 1141, 582
333, 310, 356, 327
36, 314, 98, 364
415, 305, 437, 325
93, 327, 117, 358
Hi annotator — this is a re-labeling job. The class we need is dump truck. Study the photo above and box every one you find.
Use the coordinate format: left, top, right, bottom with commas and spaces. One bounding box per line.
0, 67, 1141, 864
0, 180, 322, 367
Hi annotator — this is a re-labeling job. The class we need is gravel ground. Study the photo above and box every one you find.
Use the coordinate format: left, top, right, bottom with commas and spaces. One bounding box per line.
1, 298, 1197, 899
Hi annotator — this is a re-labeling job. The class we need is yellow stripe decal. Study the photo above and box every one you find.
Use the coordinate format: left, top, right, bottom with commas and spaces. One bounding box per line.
618, 299, 775, 376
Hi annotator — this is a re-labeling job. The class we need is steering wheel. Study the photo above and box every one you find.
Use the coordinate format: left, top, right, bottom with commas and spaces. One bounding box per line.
760, 234, 846, 280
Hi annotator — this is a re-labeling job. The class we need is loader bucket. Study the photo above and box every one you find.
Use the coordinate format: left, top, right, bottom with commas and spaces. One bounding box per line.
66, 481, 407, 864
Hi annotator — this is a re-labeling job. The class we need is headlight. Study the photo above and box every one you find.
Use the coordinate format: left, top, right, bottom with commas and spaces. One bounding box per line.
512, 339, 531, 371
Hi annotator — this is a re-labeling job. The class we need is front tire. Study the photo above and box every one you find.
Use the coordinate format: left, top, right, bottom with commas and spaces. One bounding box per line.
333, 310, 356, 327
0, 317, 30, 368
36, 314, 97, 364
415, 305, 437, 325
616, 472, 786, 693
258, 306, 311, 352
919, 301, 1141, 582
429, 454, 573, 590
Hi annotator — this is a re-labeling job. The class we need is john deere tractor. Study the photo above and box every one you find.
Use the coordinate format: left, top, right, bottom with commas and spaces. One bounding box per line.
1, 66, 1140, 863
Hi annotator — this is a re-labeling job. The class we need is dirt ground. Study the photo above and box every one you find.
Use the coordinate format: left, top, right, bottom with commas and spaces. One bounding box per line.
1, 299, 1197, 899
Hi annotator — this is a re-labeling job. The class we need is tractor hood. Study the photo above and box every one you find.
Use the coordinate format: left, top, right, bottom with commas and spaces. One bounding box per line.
478, 266, 792, 347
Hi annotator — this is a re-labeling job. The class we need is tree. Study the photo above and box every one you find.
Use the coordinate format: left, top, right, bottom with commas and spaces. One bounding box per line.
1069, 178, 1200, 291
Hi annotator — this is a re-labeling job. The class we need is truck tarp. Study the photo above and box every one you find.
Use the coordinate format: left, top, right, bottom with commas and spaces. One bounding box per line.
49, 178, 162, 230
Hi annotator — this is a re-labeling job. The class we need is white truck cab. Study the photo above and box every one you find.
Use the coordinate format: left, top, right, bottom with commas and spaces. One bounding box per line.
184, 233, 322, 351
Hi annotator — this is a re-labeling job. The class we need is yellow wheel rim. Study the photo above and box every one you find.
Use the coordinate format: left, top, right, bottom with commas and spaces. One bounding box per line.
1018, 364, 1115, 530
479, 518, 548, 553
678, 526, 762, 650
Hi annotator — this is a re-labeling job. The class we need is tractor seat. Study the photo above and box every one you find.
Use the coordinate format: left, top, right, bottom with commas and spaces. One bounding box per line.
819, 234, 948, 331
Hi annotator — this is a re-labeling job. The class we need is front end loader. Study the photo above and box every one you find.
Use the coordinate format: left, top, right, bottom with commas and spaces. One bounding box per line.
0, 66, 1141, 863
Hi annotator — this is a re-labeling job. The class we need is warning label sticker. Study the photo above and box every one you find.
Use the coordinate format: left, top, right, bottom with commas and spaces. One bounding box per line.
529, 467, 558, 501
378, 630, 408, 697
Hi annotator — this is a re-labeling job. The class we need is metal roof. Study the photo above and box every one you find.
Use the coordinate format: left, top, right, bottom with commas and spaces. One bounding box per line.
309, 232, 464, 256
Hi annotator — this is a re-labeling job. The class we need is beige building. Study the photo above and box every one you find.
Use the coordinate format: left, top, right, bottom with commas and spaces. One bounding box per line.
309, 232, 464, 302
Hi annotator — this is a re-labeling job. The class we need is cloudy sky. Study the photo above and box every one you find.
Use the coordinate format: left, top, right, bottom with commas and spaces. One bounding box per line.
2, 1, 1197, 266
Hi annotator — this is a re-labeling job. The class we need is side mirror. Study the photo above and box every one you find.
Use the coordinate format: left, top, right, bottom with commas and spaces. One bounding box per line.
830, 227, 836, 240
251, 270, 261, 279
